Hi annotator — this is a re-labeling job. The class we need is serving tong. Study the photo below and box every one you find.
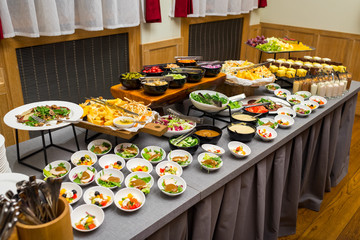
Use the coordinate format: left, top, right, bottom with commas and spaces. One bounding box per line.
234, 61, 269, 71
86, 97, 139, 116
166, 108, 203, 124
173, 128, 197, 146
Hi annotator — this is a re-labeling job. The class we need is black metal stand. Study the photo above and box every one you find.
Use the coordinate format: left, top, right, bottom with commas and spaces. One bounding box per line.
16, 124, 80, 172
187, 105, 232, 129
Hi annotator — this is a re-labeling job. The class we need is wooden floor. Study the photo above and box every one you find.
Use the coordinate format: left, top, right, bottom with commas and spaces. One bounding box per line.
279, 116, 360, 240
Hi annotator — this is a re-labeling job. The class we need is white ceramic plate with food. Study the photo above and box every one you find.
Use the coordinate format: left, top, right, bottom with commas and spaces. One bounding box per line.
256, 126, 277, 141
141, 146, 166, 164
98, 154, 125, 171
295, 91, 311, 99
293, 104, 312, 117
87, 139, 112, 156
167, 150, 192, 167
274, 115, 295, 128
277, 107, 296, 118
3, 100, 83, 131
155, 161, 183, 177
69, 166, 97, 186
126, 158, 153, 173
83, 186, 114, 209
114, 143, 139, 160
157, 175, 187, 197
201, 144, 225, 156
241, 96, 290, 114
70, 150, 97, 167
302, 100, 319, 111
257, 118, 278, 130
113, 117, 135, 129
286, 94, 304, 106
71, 204, 104, 232
189, 90, 229, 113
265, 83, 281, 93
228, 141, 251, 158
114, 188, 146, 212
197, 152, 223, 171
274, 89, 291, 99
309, 95, 327, 107
43, 160, 71, 180
60, 182, 82, 205
124, 172, 154, 195
158, 115, 196, 138
95, 169, 124, 189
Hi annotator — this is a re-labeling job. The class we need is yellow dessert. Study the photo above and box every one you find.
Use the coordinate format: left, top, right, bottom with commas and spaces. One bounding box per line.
276, 70, 286, 77
285, 70, 296, 78
269, 65, 278, 73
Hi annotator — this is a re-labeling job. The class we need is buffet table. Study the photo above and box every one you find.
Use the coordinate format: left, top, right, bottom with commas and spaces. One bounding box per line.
4, 81, 360, 240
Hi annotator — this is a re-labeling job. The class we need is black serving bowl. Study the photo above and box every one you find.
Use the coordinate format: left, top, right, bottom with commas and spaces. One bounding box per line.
193, 125, 222, 145
141, 80, 169, 96
169, 135, 200, 155
119, 73, 144, 90
176, 59, 197, 67
227, 122, 256, 142
141, 66, 166, 76
242, 106, 269, 118
201, 65, 222, 77
165, 73, 187, 88
171, 68, 205, 83
231, 112, 257, 125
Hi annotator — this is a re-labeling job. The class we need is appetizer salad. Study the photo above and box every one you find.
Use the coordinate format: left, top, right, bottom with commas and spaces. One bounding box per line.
266, 84, 280, 91
60, 188, 78, 203
16, 105, 70, 127
73, 168, 95, 184
161, 178, 184, 194
257, 119, 278, 129
119, 193, 142, 210
98, 171, 121, 188
75, 154, 94, 166
232, 146, 246, 156
88, 190, 112, 207
258, 128, 273, 138
201, 153, 222, 169
90, 142, 111, 154
104, 161, 123, 170
277, 119, 289, 126
43, 162, 67, 179
295, 107, 310, 115
142, 148, 164, 162
129, 175, 151, 194
75, 212, 98, 230
169, 154, 190, 166
159, 164, 178, 176
116, 144, 138, 159
131, 165, 149, 172
155, 115, 195, 132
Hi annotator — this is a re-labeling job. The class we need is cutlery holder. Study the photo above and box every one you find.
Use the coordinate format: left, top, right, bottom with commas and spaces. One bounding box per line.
16, 197, 73, 240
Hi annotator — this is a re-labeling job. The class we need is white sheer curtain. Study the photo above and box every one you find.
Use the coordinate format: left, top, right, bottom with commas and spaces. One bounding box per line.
169, 0, 258, 17
0, 0, 140, 38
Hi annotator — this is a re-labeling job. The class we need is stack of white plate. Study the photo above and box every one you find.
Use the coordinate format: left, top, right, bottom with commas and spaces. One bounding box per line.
0, 134, 11, 173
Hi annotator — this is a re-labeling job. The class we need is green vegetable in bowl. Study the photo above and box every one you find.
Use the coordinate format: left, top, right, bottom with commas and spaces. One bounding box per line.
201, 153, 222, 168
228, 101, 242, 109
191, 92, 227, 105
170, 136, 198, 147
129, 175, 151, 194
142, 148, 164, 162
166, 73, 186, 79
121, 72, 144, 80
257, 119, 278, 129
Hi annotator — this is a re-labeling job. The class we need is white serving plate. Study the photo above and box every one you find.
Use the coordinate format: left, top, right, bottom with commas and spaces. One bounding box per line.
98, 154, 125, 171
295, 91, 311, 99
286, 94, 304, 106
197, 152, 223, 171
140, 146, 166, 164
155, 161, 183, 177
257, 117, 278, 130
228, 141, 251, 158
189, 90, 229, 113
276, 107, 296, 118
274, 115, 295, 128
69, 166, 97, 186
293, 104, 312, 117
70, 150, 97, 167
309, 95, 327, 107
274, 89, 291, 99
256, 126, 277, 141
241, 96, 291, 114
114, 143, 139, 160
167, 150, 193, 167
157, 175, 187, 197
126, 158, 153, 173
43, 160, 71, 180
87, 139, 112, 156
160, 115, 196, 138
95, 169, 124, 189
71, 204, 104, 232
124, 172, 154, 193
83, 186, 114, 209
201, 144, 225, 156
114, 188, 146, 212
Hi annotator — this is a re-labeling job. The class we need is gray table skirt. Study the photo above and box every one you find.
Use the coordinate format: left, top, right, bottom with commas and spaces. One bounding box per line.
148, 94, 358, 240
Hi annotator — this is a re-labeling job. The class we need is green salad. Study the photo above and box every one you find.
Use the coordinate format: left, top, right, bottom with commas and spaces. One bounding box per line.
170, 136, 198, 148
191, 92, 227, 105
73, 167, 96, 184
97, 170, 121, 188
116, 144, 138, 159
43, 162, 68, 180
201, 153, 222, 169
142, 148, 164, 162
257, 119, 278, 129
129, 175, 151, 194
161, 179, 183, 194
90, 142, 111, 154
228, 101, 242, 109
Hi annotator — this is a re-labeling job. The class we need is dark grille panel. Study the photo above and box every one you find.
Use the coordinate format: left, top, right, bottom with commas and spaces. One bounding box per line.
188, 18, 243, 61
16, 33, 129, 105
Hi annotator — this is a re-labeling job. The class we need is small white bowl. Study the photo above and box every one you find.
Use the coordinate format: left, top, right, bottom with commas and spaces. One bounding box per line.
293, 104, 312, 117
114, 188, 146, 212
201, 144, 225, 156
295, 91, 311, 99
113, 117, 135, 129
95, 169, 124, 189
265, 83, 281, 93
69, 166, 97, 186
189, 90, 229, 113
167, 150, 193, 167
257, 118, 278, 130
197, 152, 223, 171
256, 126, 277, 141
98, 154, 125, 171
43, 160, 71, 180
87, 139, 112, 156
160, 115, 196, 138
141, 146, 166, 164
71, 204, 104, 232
227, 141, 251, 158
126, 158, 153, 173
155, 161, 183, 177
114, 143, 139, 160
309, 95, 327, 107
124, 172, 154, 193
157, 175, 187, 196
83, 186, 114, 209
277, 107, 296, 118
274, 115, 295, 128
60, 182, 82, 205
274, 89, 291, 99
302, 100, 319, 111
286, 94, 304, 106
71, 150, 97, 167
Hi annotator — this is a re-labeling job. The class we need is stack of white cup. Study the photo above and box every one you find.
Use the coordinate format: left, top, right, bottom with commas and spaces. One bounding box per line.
0, 134, 11, 173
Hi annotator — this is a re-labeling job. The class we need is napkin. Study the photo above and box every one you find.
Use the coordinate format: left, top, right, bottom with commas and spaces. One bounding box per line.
175, 0, 193, 17
145, 0, 162, 23
258, 0, 267, 8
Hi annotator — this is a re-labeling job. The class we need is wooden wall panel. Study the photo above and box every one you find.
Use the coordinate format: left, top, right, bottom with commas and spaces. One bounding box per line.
316, 35, 351, 65
141, 38, 183, 66
244, 24, 261, 63
286, 31, 317, 58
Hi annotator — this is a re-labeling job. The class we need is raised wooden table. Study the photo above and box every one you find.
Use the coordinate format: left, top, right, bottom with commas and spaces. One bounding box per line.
110, 73, 226, 108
